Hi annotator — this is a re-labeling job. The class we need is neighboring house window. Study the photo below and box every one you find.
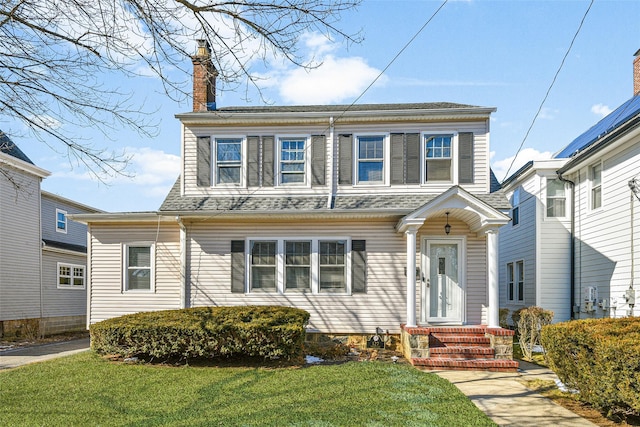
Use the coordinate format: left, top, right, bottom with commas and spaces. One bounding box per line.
215, 138, 242, 185
546, 179, 566, 218
506, 261, 524, 302
56, 209, 67, 233
424, 135, 452, 182
319, 240, 347, 292
511, 188, 520, 226
250, 241, 277, 290
357, 135, 384, 183
279, 138, 306, 184
124, 244, 153, 291
590, 163, 602, 210
285, 240, 311, 290
57, 263, 85, 289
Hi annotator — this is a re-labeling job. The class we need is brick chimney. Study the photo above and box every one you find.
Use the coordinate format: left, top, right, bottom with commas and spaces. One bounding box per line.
635, 49, 640, 96
192, 39, 217, 112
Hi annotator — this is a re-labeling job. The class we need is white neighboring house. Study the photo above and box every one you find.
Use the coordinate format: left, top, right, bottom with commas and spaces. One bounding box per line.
499, 50, 640, 322
0, 133, 101, 337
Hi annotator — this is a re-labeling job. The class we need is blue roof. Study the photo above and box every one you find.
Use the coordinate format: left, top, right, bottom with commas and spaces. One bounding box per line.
0, 132, 34, 164
555, 95, 640, 159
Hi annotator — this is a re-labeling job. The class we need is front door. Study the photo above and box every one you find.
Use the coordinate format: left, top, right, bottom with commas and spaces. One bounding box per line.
422, 239, 464, 324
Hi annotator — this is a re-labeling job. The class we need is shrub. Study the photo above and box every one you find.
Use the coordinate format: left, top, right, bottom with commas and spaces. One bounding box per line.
499, 308, 510, 329
541, 317, 640, 418
90, 306, 310, 362
513, 306, 553, 361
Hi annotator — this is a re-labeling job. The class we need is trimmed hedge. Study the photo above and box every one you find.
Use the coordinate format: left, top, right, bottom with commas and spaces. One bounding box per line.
90, 306, 310, 361
541, 317, 640, 417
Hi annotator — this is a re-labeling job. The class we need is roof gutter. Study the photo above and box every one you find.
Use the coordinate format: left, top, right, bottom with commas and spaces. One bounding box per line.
556, 172, 576, 319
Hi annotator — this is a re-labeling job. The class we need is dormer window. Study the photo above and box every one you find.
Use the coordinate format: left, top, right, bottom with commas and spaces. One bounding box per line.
215, 138, 242, 185
279, 137, 306, 184
511, 188, 520, 226
424, 135, 452, 182
56, 209, 67, 234
357, 135, 385, 184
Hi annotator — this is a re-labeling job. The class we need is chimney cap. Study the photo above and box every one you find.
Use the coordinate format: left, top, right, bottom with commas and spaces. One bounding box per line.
195, 39, 211, 58
635, 48, 640, 58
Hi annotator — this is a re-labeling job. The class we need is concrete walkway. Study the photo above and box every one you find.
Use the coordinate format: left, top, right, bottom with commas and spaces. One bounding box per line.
433, 361, 598, 427
0, 338, 90, 370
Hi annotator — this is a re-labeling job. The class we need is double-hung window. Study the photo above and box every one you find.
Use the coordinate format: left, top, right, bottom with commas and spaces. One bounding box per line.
285, 241, 311, 290
250, 241, 277, 290
215, 138, 242, 185
506, 261, 524, 302
590, 163, 602, 210
57, 263, 85, 289
511, 188, 520, 226
546, 178, 566, 218
280, 138, 306, 184
357, 135, 384, 183
124, 244, 153, 291
56, 209, 67, 233
319, 240, 346, 292
424, 135, 452, 182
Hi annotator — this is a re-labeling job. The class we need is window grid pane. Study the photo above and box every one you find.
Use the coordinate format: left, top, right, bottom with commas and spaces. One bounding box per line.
251, 241, 277, 290
216, 139, 242, 184
357, 136, 384, 183
507, 263, 514, 301
425, 136, 452, 159
319, 241, 346, 290
127, 246, 151, 290
547, 179, 566, 217
517, 261, 524, 302
285, 241, 310, 290
424, 135, 452, 182
280, 139, 305, 184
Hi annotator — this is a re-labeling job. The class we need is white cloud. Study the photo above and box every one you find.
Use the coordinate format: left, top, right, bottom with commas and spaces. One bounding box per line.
491, 147, 554, 182
28, 114, 62, 130
591, 103, 612, 118
537, 107, 558, 120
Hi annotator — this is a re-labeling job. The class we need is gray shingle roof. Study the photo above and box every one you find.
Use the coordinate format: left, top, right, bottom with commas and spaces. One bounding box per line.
0, 132, 34, 164
211, 102, 480, 114
159, 178, 510, 214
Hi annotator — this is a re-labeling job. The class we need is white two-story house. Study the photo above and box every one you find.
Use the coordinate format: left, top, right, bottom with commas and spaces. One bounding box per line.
76, 41, 516, 370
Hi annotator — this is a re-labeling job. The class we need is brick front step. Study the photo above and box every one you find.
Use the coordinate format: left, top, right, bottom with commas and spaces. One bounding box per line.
429, 346, 495, 359
411, 357, 519, 372
429, 335, 491, 347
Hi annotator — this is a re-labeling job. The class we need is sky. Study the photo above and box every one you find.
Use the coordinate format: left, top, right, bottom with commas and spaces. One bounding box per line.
10, 0, 640, 212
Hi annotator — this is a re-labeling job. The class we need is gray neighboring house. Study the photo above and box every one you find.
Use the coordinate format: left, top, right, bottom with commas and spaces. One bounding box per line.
499, 50, 640, 322
0, 133, 101, 337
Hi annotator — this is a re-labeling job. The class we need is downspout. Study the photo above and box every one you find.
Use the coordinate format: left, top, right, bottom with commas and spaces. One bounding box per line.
327, 116, 335, 209
176, 216, 188, 309
557, 172, 576, 319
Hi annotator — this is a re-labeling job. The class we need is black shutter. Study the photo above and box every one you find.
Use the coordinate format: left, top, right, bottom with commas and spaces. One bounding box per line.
311, 135, 326, 186
262, 136, 275, 187
352, 240, 367, 294
196, 136, 211, 187
390, 134, 404, 185
405, 133, 420, 184
247, 136, 260, 187
231, 240, 245, 293
338, 134, 353, 185
458, 132, 474, 184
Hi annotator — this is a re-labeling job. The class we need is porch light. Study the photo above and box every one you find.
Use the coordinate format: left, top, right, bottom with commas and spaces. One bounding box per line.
444, 212, 451, 235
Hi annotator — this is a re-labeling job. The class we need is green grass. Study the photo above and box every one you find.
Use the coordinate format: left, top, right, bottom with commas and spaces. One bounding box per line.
0, 352, 495, 426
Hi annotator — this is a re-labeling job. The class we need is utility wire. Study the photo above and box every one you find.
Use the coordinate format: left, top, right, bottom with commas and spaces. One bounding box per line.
501, 0, 594, 181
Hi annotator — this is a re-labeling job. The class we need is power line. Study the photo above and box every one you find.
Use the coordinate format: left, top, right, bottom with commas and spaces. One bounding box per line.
501, 0, 595, 181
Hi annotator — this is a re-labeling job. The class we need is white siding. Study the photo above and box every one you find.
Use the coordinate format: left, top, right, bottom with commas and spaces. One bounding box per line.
41, 250, 86, 317
88, 224, 182, 323
0, 167, 42, 321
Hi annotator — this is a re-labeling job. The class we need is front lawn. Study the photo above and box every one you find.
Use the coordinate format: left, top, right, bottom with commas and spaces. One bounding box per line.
1, 352, 495, 426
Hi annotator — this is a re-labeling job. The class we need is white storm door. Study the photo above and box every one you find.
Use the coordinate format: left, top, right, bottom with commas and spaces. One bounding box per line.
423, 240, 464, 323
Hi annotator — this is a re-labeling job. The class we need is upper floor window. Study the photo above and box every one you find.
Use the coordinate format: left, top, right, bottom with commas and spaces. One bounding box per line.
124, 244, 154, 291
56, 209, 67, 233
511, 188, 520, 226
215, 138, 242, 185
546, 179, 566, 218
424, 135, 452, 182
357, 135, 384, 184
279, 138, 306, 184
590, 163, 602, 210
57, 263, 85, 289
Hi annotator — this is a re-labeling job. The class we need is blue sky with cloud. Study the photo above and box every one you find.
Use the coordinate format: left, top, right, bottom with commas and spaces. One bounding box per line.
12, 0, 640, 212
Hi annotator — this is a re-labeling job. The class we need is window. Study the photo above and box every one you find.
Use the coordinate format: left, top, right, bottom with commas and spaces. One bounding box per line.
280, 138, 306, 184
511, 188, 520, 226
215, 138, 242, 184
357, 135, 384, 183
285, 241, 311, 290
56, 209, 67, 233
124, 245, 153, 291
319, 240, 347, 292
590, 163, 602, 210
57, 263, 85, 289
506, 261, 524, 302
424, 135, 452, 182
546, 179, 566, 217
251, 241, 277, 290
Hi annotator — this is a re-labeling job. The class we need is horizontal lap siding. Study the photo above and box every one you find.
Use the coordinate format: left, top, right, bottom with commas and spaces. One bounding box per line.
41, 251, 87, 317
187, 219, 406, 333
89, 224, 181, 323
539, 219, 571, 322
0, 170, 42, 321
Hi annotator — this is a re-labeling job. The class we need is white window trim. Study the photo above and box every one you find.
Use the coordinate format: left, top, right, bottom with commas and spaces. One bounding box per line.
421, 132, 457, 185
544, 177, 568, 220
245, 237, 352, 295
56, 208, 68, 234
589, 161, 603, 212
122, 242, 155, 292
353, 133, 390, 186
56, 262, 86, 290
213, 136, 246, 188
506, 260, 524, 303
276, 134, 311, 187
